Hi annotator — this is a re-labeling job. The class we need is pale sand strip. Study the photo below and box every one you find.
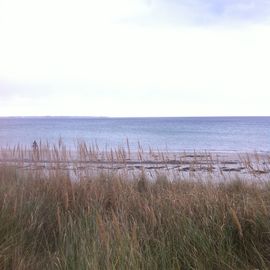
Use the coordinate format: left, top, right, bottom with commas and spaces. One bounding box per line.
1, 150, 270, 180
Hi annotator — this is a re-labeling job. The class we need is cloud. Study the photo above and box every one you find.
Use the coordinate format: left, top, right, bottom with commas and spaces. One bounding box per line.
129, 0, 270, 26
0, 0, 270, 116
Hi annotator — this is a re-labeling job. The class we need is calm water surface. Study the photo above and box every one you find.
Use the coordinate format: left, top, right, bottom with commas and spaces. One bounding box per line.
0, 117, 269, 152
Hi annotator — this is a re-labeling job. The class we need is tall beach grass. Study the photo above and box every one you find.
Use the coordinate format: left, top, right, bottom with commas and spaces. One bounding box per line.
0, 142, 269, 269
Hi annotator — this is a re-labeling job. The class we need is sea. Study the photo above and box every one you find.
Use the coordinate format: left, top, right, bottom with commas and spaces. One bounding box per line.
0, 117, 269, 152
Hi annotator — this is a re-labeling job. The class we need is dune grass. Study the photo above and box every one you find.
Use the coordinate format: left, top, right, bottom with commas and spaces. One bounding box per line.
0, 143, 270, 269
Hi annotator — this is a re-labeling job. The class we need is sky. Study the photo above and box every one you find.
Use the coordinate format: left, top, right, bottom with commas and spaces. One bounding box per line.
0, 0, 270, 117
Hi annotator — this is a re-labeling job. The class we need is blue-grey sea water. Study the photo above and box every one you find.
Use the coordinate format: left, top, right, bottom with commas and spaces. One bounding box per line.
0, 117, 269, 152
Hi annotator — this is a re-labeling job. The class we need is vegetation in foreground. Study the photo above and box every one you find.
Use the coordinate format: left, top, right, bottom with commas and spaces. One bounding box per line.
0, 164, 270, 270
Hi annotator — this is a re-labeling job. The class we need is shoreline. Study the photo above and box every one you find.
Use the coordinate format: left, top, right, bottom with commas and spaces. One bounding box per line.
1, 148, 269, 179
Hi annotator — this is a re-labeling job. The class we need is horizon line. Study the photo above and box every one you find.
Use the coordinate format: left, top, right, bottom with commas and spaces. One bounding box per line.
0, 115, 269, 118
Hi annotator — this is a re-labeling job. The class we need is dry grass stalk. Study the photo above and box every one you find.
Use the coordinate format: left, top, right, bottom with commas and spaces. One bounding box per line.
96, 214, 108, 247
230, 208, 243, 239
56, 205, 61, 232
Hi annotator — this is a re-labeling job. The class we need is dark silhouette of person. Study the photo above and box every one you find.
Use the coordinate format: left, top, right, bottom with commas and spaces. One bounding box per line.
32, 140, 38, 150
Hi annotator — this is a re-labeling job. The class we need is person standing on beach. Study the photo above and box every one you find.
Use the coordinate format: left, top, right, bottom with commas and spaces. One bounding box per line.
32, 140, 39, 160
32, 140, 38, 150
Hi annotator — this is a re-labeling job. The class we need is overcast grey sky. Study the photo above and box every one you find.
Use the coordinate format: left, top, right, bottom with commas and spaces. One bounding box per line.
0, 0, 270, 116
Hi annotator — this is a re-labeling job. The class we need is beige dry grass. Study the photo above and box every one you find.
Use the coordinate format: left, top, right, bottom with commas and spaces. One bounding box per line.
0, 142, 269, 269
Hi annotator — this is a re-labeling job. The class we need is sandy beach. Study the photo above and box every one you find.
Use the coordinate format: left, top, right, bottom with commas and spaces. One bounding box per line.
1, 146, 269, 180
